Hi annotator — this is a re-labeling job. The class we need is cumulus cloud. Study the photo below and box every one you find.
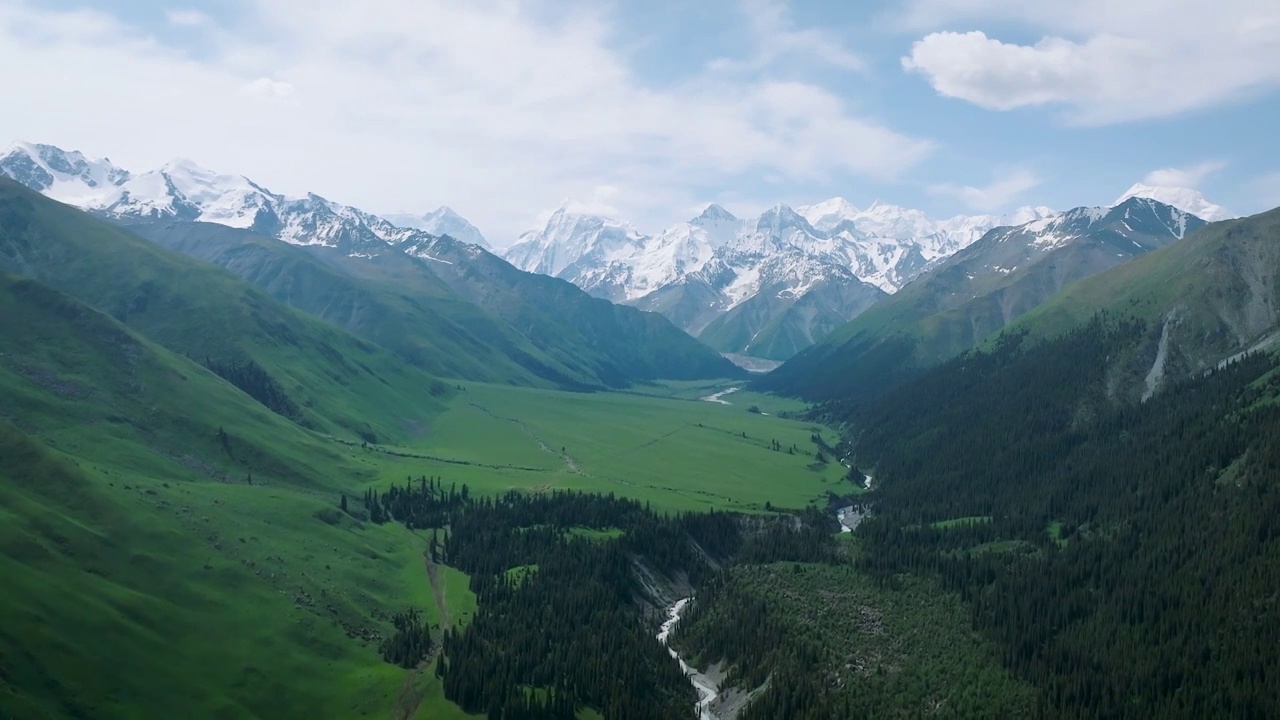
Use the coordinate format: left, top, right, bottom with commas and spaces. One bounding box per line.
0, 0, 931, 242
1143, 161, 1227, 188
899, 0, 1280, 124
928, 168, 1041, 212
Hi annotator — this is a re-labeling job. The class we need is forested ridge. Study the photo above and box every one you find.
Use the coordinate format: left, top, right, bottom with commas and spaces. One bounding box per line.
827, 316, 1280, 718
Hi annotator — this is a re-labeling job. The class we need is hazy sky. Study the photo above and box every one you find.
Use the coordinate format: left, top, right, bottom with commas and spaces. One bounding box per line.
3, 0, 1279, 245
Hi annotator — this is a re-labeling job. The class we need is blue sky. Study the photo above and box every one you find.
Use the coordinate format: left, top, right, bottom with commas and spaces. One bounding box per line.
2, 0, 1278, 243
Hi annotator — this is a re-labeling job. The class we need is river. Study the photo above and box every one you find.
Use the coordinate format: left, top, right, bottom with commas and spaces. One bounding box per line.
699, 387, 740, 405
657, 598, 721, 719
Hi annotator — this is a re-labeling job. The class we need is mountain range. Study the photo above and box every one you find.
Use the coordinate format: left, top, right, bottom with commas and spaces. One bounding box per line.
0, 142, 741, 388
501, 198, 1058, 360
757, 196, 1209, 401
6, 140, 1236, 369
500, 183, 1234, 361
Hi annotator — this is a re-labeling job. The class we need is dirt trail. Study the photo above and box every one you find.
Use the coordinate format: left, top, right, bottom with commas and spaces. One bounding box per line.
388, 547, 452, 720
425, 553, 450, 629
465, 396, 584, 475
390, 664, 429, 720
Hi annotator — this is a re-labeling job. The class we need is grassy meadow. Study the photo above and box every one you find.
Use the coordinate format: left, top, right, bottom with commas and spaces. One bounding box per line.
368, 381, 852, 514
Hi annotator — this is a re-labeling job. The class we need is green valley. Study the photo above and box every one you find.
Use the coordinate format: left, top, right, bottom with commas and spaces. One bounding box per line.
0, 267, 857, 718
3, 48, 1279, 718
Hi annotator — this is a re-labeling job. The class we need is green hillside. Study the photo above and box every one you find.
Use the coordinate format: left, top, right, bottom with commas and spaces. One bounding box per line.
0, 179, 449, 443
125, 220, 742, 389
394, 234, 744, 384
1009, 206, 1280, 390
0, 274, 446, 719
123, 219, 597, 386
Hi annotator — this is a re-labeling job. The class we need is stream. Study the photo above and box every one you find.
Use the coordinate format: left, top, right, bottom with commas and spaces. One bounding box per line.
657, 598, 721, 720
699, 387, 740, 405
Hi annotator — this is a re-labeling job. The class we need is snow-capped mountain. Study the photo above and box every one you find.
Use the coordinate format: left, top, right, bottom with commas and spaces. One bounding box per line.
104, 158, 280, 231
0, 141, 131, 204
760, 196, 1208, 397
0, 141, 487, 258
501, 198, 1057, 358
384, 207, 490, 249
1112, 183, 1233, 222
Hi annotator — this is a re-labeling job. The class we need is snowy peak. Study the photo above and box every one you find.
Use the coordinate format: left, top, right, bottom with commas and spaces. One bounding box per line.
1112, 183, 1232, 222
693, 203, 738, 223
754, 203, 816, 237
384, 206, 490, 249
0, 141, 130, 204
1106, 196, 1204, 240
1, 141, 487, 259
980, 197, 1206, 256
796, 197, 858, 233
504, 207, 645, 280
502, 195, 1070, 307
105, 158, 278, 229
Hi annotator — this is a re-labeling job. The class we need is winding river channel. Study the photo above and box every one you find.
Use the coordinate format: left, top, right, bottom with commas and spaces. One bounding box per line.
657, 598, 721, 720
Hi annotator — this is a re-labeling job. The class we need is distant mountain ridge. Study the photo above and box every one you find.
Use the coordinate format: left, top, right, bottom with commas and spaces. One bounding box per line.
757, 196, 1209, 400
0, 142, 741, 388
501, 197, 1057, 359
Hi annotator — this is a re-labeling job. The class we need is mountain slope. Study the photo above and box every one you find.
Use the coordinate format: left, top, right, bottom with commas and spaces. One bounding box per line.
124, 219, 742, 387
0, 178, 450, 442
1008, 204, 1280, 396
758, 198, 1205, 400
0, 272, 462, 719
835, 311, 1280, 718
395, 233, 746, 382
696, 261, 886, 361
121, 218, 596, 386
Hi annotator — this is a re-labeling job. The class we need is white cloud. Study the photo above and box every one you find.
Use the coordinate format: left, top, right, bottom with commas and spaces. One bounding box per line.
555, 185, 624, 220
928, 168, 1041, 212
709, 0, 863, 74
899, 0, 1280, 124
164, 8, 210, 27
242, 77, 293, 99
0, 0, 932, 243
1143, 161, 1227, 188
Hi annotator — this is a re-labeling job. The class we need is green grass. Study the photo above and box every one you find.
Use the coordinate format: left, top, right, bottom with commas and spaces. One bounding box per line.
0, 273, 853, 719
931, 515, 993, 529
505, 564, 540, 586
968, 540, 1038, 556
0, 277, 461, 719
418, 383, 852, 513
351, 381, 851, 514
565, 526, 624, 541
1047, 520, 1069, 547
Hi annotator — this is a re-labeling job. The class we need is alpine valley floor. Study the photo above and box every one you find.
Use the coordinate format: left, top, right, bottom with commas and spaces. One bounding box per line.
0, 359, 859, 720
